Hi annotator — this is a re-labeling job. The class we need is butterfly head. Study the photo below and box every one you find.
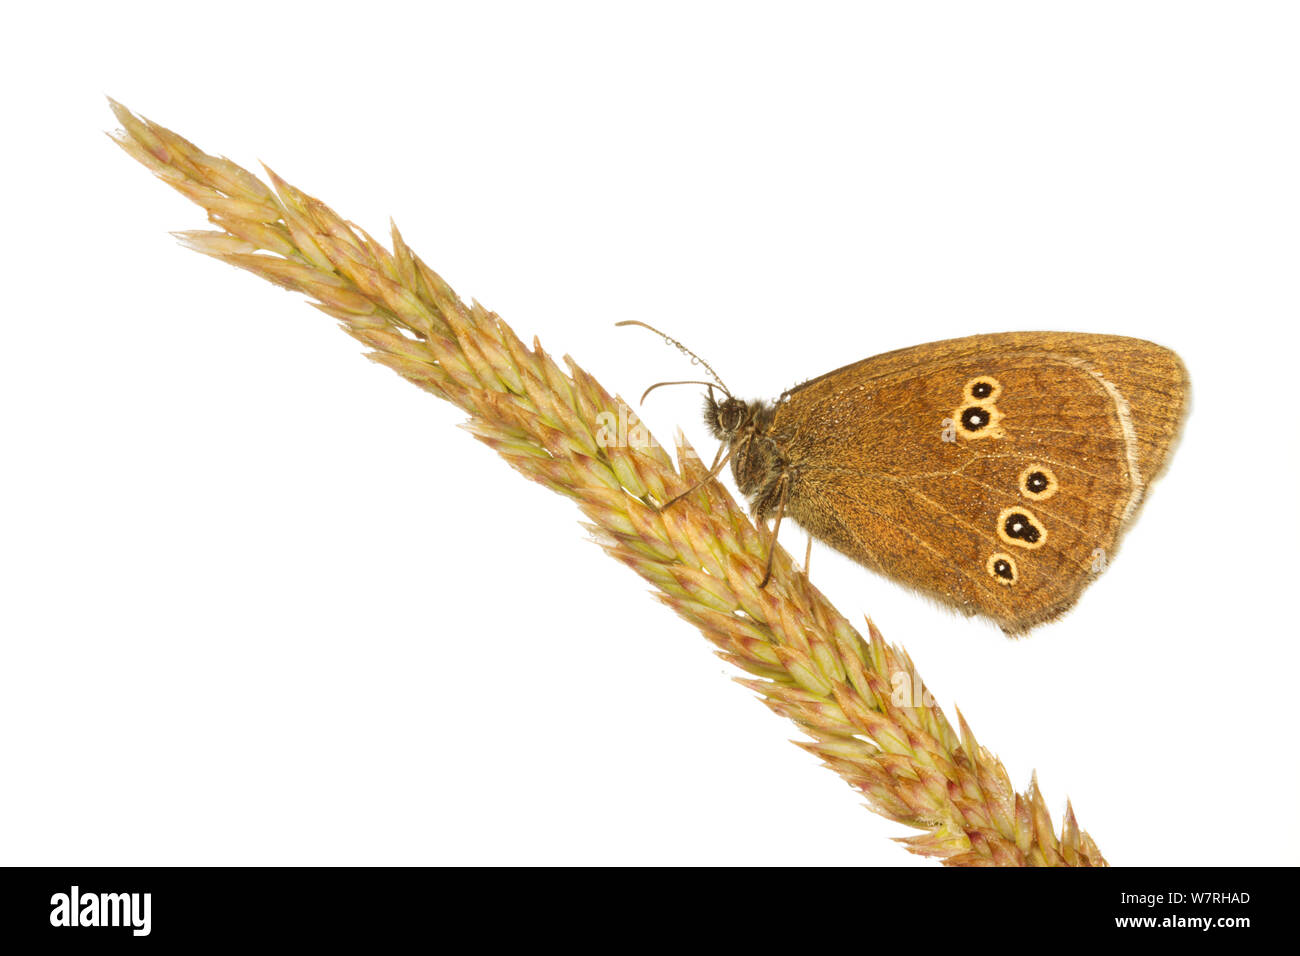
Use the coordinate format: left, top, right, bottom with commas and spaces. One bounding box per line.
704, 388, 754, 441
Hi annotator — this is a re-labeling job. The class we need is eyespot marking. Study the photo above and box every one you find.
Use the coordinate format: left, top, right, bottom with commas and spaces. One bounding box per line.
997, 507, 1047, 549
987, 552, 1018, 585
1019, 464, 1059, 501
965, 377, 1002, 402
952, 403, 1005, 440
952, 377, 1005, 440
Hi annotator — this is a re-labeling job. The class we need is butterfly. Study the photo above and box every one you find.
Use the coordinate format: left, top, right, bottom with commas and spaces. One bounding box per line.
630, 326, 1189, 635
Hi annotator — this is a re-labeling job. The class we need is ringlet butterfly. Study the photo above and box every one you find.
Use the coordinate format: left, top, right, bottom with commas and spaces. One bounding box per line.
622, 324, 1189, 635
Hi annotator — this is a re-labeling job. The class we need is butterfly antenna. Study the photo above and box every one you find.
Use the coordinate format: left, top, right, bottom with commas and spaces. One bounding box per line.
615, 320, 731, 396
638, 380, 720, 404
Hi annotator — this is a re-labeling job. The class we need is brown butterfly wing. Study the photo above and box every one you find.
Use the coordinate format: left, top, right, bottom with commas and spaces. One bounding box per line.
771, 333, 1188, 634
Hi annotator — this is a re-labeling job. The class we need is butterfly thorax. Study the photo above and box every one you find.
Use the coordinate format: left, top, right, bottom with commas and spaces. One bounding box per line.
704, 393, 788, 521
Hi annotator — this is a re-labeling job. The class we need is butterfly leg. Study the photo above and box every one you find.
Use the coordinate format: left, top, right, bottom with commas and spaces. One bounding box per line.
803, 533, 813, 578
758, 472, 791, 589
658, 440, 735, 511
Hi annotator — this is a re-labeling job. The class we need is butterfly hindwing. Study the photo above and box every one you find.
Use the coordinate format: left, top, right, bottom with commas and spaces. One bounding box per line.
768, 333, 1187, 633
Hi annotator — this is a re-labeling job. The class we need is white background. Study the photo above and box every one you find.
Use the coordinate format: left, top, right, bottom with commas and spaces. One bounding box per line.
2, 2, 1297, 866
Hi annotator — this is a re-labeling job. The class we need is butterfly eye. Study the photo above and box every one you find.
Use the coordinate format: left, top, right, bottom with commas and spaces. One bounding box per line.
997, 507, 1047, 549
718, 401, 745, 432
986, 552, 1018, 585
1019, 464, 1059, 500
